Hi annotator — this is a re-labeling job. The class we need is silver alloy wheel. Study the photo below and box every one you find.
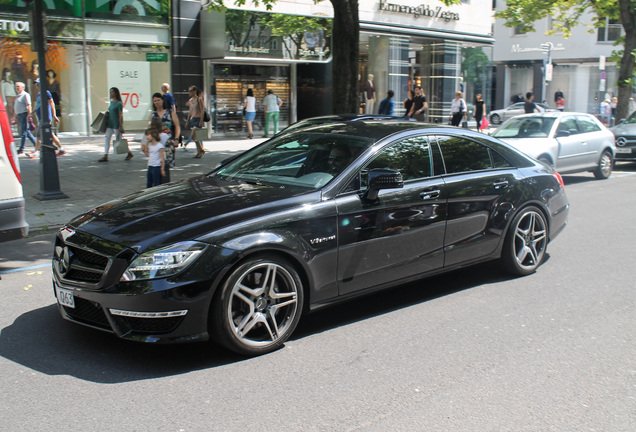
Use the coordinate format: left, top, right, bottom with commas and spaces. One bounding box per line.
512, 209, 547, 272
226, 262, 299, 349
594, 150, 613, 179
490, 113, 501, 125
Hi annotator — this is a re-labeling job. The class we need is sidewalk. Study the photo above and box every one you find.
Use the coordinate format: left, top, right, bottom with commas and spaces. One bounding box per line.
18, 135, 266, 236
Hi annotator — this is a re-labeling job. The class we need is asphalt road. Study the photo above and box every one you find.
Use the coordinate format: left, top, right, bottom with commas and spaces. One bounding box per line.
1, 164, 635, 431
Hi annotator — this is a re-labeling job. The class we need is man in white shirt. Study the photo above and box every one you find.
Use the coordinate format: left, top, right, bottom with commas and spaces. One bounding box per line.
13, 81, 37, 154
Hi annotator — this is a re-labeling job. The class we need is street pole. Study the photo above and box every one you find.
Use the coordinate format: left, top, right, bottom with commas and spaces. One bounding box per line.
30, 0, 68, 200
541, 42, 553, 105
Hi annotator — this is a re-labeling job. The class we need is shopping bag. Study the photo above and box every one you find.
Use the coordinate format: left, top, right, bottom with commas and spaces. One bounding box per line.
481, 116, 490, 129
115, 138, 129, 154
192, 128, 209, 141
91, 111, 108, 133
28, 117, 36, 132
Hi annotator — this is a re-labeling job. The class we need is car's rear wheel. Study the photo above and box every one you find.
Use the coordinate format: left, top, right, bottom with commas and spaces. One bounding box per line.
490, 113, 501, 125
501, 206, 548, 276
210, 256, 304, 356
593, 150, 613, 180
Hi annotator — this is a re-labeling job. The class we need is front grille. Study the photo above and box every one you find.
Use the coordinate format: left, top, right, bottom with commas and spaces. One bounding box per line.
54, 235, 112, 286
113, 315, 184, 334
63, 298, 111, 330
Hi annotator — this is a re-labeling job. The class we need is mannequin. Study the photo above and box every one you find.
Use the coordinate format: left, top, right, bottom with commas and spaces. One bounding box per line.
364, 74, 376, 114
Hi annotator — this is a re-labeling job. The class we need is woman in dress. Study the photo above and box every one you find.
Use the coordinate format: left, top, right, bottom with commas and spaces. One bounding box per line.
474, 93, 487, 132
99, 87, 132, 162
403, 90, 414, 118
244, 88, 256, 139
149, 92, 180, 182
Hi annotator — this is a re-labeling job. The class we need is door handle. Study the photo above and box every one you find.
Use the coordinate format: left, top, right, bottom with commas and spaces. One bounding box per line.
493, 180, 509, 189
420, 189, 440, 200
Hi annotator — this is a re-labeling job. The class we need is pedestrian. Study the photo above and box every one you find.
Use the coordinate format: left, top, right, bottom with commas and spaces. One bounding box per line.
1, 68, 17, 119
141, 127, 165, 188
149, 92, 180, 182
556, 96, 565, 112
244, 88, 256, 139
12, 81, 37, 154
263, 89, 283, 137
611, 96, 618, 126
474, 93, 487, 132
27, 78, 66, 158
378, 90, 395, 115
98, 87, 130, 162
161, 82, 176, 110
600, 98, 611, 126
403, 90, 414, 118
185, 85, 205, 158
449, 91, 467, 127
524, 92, 540, 113
408, 86, 428, 121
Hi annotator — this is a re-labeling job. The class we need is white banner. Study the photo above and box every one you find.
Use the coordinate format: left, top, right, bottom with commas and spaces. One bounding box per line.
107, 61, 151, 122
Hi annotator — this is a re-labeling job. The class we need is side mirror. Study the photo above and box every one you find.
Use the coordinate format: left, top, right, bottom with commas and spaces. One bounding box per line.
555, 130, 570, 138
363, 168, 404, 201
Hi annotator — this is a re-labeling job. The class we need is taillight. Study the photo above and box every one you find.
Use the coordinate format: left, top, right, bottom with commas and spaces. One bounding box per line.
553, 172, 565, 189
0, 96, 21, 183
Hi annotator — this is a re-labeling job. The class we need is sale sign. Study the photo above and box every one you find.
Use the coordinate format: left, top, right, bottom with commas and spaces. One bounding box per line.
107, 60, 151, 122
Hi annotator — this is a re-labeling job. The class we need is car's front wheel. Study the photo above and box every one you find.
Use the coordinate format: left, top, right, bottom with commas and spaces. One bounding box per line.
490, 113, 501, 125
593, 150, 613, 180
210, 256, 304, 356
501, 206, 548, 276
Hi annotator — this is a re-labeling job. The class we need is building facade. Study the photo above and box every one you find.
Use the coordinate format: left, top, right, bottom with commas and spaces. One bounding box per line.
2, 0, 495, 136
1, 0, 171, 135
196, 0, 495, 134
492, 3, 622, 117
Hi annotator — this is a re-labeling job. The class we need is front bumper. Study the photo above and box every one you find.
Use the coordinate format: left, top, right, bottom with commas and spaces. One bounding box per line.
51, 228, 237, 343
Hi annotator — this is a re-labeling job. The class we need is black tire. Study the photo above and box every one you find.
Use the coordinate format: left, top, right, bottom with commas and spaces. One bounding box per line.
210, 256, 304, 356
593, 150, 613, 180
490, 114, 501, 125
501, 206, 548, 276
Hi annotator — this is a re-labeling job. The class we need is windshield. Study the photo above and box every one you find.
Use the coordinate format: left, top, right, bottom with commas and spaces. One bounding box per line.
214, 129, 376, 189
492, 117, 556, 139
625, 111, 636, 124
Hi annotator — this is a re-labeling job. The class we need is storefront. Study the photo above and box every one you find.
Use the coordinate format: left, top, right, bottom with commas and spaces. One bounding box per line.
0, 0, 171, 136
199, 0, 494, 134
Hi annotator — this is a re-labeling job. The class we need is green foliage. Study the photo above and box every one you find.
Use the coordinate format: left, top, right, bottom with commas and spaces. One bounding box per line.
494, 0, 622, 37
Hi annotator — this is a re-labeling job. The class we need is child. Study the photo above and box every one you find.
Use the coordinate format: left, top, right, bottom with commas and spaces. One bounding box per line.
141, 128, 165, 187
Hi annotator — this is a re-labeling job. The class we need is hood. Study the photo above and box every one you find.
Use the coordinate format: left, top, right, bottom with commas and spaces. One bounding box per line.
610, 122, 636, 137
68, 175, 318, 251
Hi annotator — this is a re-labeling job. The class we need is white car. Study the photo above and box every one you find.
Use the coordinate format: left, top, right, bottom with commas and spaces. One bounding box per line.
491, 112, 616, 179
489, 102, 557, 125
0, 95, 29, 242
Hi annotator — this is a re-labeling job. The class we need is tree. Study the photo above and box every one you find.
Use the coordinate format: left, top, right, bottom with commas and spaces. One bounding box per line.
207, 0, 461, 114
495, 0, 636, 120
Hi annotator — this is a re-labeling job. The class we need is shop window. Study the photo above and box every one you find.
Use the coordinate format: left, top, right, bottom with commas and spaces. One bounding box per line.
513, 25, 526, 35
597, 18, 621, 42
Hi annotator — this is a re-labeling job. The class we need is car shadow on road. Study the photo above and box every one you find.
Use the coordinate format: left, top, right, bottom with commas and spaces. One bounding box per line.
0, 261, 523, 383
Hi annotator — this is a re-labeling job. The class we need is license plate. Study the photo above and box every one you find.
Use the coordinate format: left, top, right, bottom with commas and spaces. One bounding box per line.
615, 148, 632, 154
56, 286, 75, 308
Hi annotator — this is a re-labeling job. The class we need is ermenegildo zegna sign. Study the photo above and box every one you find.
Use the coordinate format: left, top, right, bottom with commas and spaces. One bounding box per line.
378, 0, 460, 22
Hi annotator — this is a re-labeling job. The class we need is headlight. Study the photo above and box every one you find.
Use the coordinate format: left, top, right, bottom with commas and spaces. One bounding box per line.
121, 241, 207, 281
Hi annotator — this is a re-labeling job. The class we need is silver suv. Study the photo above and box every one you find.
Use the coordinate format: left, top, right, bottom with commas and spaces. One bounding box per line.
0, 95, 29, 242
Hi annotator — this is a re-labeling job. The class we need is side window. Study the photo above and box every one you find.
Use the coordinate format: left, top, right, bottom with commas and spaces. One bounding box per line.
436, 135, 492, 174
558, 116, 581, 135
577, 116, 602, 133
360, 136, 432, 188
491, 149, 513, 168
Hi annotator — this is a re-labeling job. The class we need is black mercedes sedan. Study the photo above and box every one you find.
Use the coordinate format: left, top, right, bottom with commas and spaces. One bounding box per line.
53, 120, 569, 355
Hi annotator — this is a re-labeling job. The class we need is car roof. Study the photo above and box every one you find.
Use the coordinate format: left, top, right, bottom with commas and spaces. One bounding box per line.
502, 112, 595, 120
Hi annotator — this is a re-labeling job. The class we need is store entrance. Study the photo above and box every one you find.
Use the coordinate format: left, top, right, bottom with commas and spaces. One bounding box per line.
209, 64, 290, 136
